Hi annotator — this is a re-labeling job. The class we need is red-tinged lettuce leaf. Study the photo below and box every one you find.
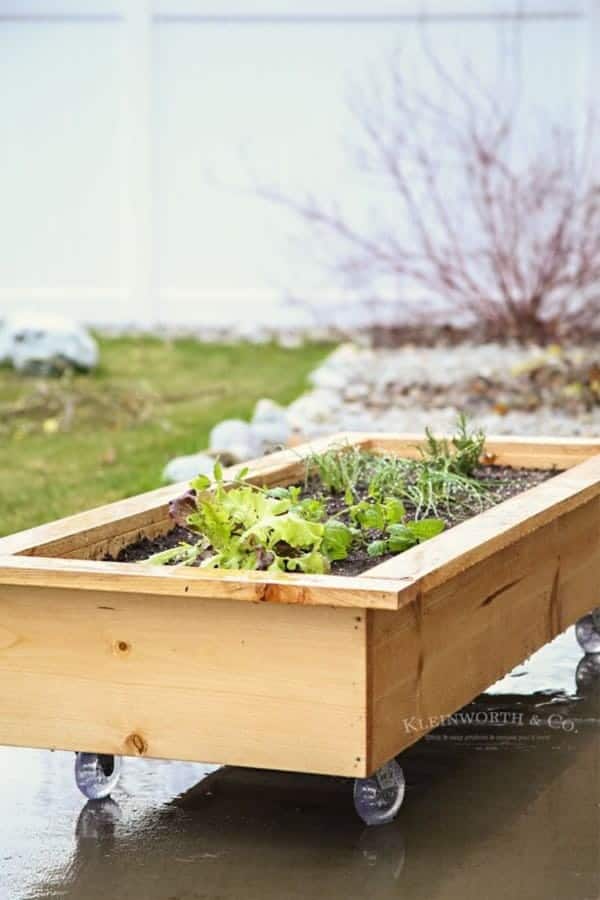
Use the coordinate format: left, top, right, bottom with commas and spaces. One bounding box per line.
169, 489, 198, 528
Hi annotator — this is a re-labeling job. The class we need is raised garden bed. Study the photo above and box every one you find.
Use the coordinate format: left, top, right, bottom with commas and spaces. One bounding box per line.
1, 431, 600, 823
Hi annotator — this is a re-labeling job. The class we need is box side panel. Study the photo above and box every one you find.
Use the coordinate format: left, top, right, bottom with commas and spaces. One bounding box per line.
0, 586, 368, 777
367, 493, 600, 772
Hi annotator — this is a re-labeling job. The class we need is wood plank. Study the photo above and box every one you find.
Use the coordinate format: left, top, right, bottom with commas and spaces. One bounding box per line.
0, 585, 368, 777
1, 432, 599, 779
0, 555, 407, 610
366, 491, 600, 771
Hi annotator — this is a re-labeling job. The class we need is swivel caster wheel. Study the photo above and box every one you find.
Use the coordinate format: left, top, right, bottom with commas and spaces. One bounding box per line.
576, 653, 600, 693
575, 607, 600, 654
75, 752, 122, 800
353, 759, 405, 826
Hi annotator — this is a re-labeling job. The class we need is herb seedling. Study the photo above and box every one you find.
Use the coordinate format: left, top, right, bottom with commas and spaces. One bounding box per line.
307, 445, 366, 503
420, 412, 485, 476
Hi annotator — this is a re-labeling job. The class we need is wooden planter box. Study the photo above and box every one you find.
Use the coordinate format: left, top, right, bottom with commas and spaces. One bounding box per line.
1, 433, 600, 780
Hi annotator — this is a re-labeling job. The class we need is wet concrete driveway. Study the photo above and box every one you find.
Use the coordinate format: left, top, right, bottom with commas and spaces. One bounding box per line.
2, 627, 599, 900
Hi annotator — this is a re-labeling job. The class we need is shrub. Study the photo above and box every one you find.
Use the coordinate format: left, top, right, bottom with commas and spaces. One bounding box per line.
268, 51, 600, 344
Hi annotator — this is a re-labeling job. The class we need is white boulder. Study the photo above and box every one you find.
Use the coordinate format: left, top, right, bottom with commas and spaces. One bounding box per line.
0, 313, 98, 374
162, 451, 215, 484
251, 398, 290, 449
209, 418, 263, 463
286, 388, 342, 431
308, 342, 364, 391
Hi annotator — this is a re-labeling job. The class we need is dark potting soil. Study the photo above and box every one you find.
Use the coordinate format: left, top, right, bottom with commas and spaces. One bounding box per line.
106, 465, 557, 576
110, 526, 195, 564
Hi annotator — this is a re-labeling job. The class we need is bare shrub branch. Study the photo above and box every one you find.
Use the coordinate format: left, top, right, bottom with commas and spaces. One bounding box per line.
267, 52, 600, 343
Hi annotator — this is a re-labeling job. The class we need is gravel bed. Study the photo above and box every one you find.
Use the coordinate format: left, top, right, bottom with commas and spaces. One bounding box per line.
286, 343, 600, 438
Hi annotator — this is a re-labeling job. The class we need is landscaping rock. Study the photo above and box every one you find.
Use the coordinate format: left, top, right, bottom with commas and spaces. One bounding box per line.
162, 452, 215, 484
251, 398, 290, 449
286, 388, 342, 433
0, 313, 98, 375
288, 342, 600, 440
252, 397, 285, 424
209, 418, 263, 463
308, 342, 361, 391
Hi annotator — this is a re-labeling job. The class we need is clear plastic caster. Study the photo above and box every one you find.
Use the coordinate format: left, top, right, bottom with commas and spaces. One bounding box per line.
576, 654, 600, 693
575, 609, 600, 654
75, 753, 122, 800
353, 760, 405, 826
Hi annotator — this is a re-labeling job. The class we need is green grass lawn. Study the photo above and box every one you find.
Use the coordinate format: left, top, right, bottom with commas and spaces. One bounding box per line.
0, 335, 332, 537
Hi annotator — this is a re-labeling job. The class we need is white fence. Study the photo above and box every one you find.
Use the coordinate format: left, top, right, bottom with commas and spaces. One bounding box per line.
0, 1, 598, 329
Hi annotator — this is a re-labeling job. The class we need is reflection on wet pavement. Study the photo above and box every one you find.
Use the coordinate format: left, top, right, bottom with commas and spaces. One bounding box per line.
2, 626, 599, 900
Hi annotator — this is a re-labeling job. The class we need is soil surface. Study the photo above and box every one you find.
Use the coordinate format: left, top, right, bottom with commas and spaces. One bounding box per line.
107, 464, 557, 576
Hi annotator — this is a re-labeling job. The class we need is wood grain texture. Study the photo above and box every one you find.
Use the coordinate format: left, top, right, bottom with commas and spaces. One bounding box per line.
0, 584, 368, 776
366, 491, 600, 771
0, 555, 407, 610
1, 434, 600, 775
